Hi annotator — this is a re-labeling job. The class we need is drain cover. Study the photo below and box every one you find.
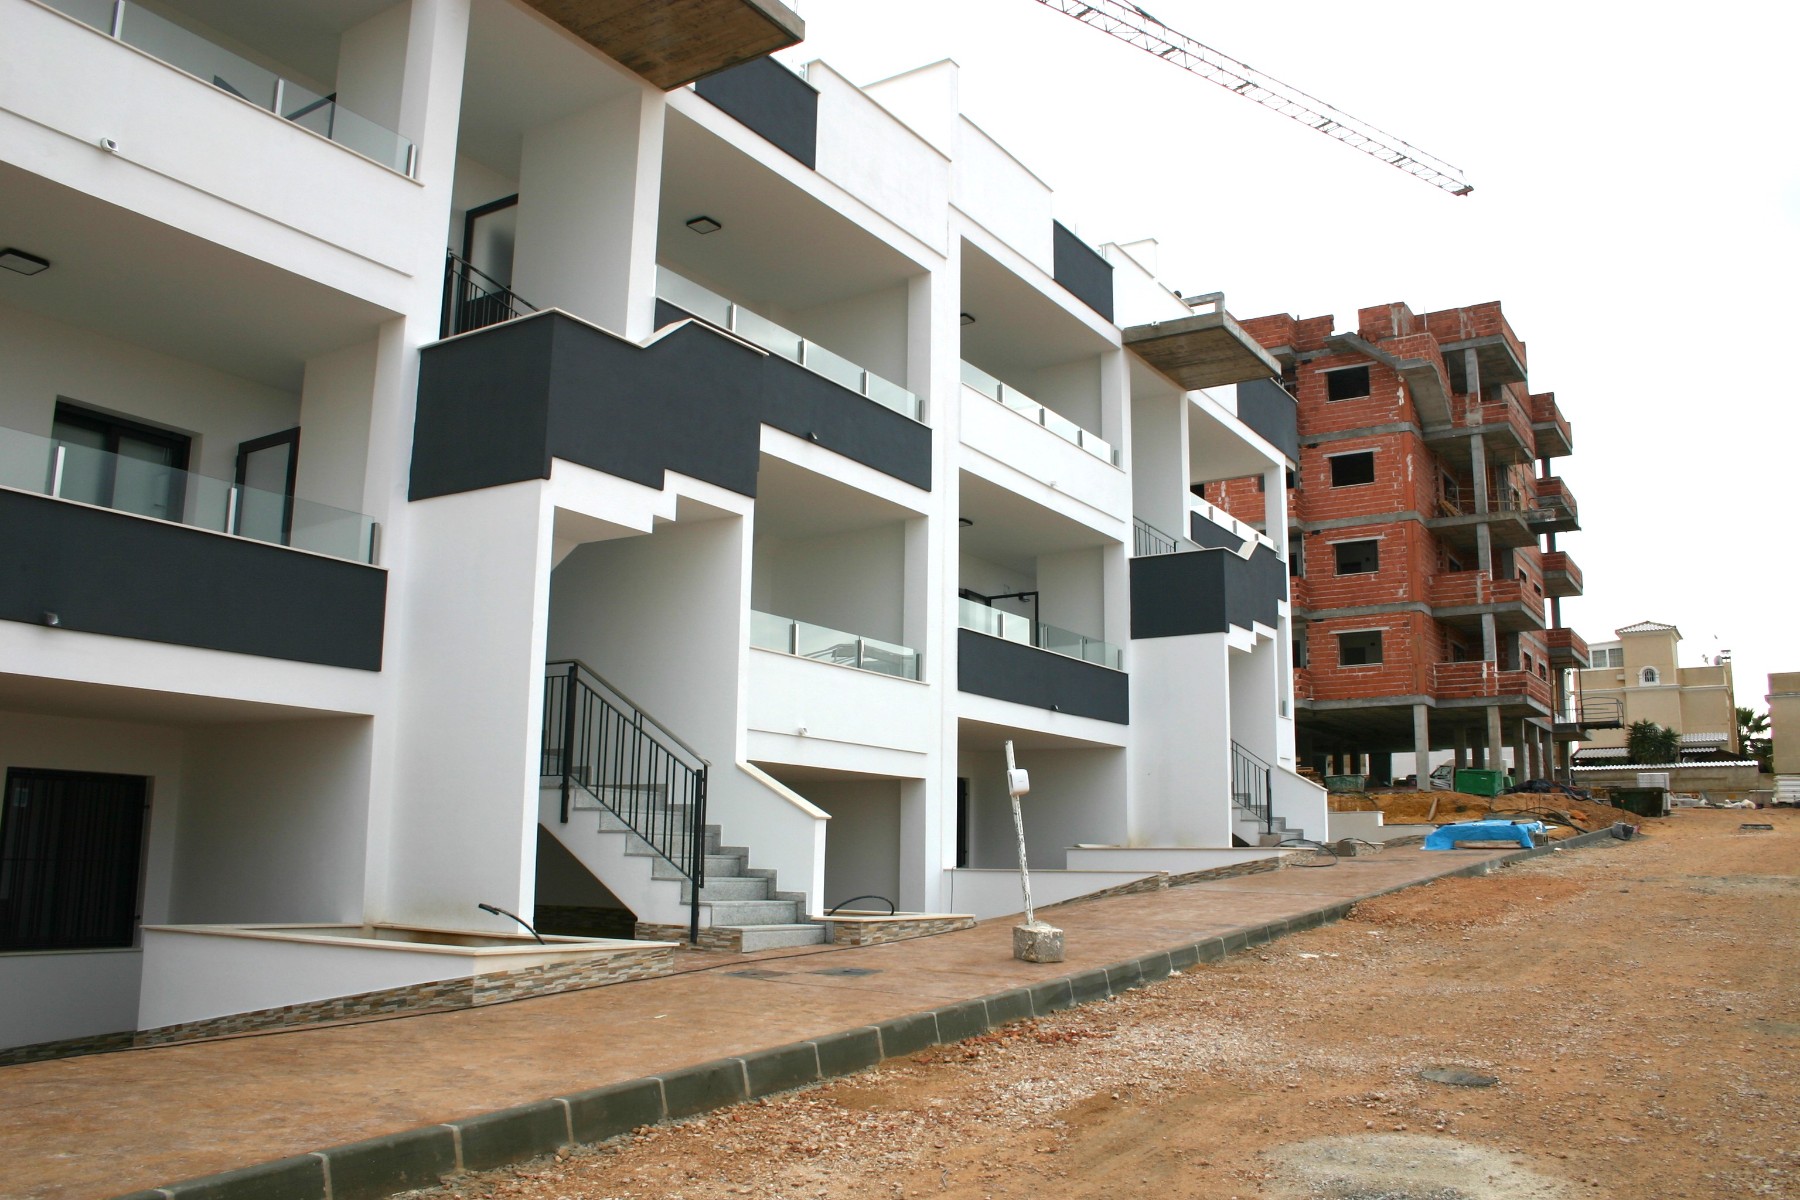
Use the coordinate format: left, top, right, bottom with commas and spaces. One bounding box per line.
1419, 1066, 1498, 1088
811, 966, 880, 977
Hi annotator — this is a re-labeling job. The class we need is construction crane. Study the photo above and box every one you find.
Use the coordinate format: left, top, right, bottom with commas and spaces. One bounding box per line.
1029, 0, 1474, 197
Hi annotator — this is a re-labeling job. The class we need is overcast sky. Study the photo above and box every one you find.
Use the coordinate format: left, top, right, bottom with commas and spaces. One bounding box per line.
776, 0, 1800, 715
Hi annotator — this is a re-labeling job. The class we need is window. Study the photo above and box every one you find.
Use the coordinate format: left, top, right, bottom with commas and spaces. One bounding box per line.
1592, 647, 1623, 669
51, 403, 191, 522
1288, 540, 1304, 578
1338, 630, 1383, 665
0, 769, 148, 951
1333, 539, 1380, 575
1292, 633, 1309, 669
1286, 469, 1297, 490
1329, 451, 1376, 487
1190, 482, 1206, 499
1640, 666, 1660, 685
1325, 366, 1371, 401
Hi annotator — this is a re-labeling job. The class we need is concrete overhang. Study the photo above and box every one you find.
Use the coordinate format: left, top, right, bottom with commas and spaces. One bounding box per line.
519, 0, 804, 90
1440, 335, 1527, 388
1123, 308, 1280, 391
1330, 333, 1450, 427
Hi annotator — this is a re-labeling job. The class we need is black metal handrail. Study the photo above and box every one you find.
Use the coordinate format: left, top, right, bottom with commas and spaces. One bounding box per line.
1230, 739, 1274, 834
441, 250, 537, 339
541, 660, 707, 943
1132, 515, 1184, 557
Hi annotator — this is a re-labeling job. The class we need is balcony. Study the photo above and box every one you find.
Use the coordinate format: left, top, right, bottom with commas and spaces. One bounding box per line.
1, 432, 385, 669
750, 611, 919, 680
1430, 661, 1554, 710
1426, 389, 1535, 462
1121, 293, 1281, 391
1427, 570, 1545, 631
1529, 393, 1573, 460
515, 0, 803, 91
1545, 626, 1590, 668
40, 0, 413, 173
2, 422, 377, 563
1541, 550, 1583, 598
658, 270, 922, 423
1425, 479, 1541, 550
1530, 477, 1579, 533
958, 598, 1120, 670
414, 312, 932, 502
441, 252, 536, 340
960, 362, 1117, 466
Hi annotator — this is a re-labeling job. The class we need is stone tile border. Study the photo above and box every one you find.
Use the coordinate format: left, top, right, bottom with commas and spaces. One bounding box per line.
115, 828, 1625, 1200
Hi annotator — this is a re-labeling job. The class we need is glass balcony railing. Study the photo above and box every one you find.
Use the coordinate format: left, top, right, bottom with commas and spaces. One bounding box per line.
656, 270, 922, 422
959, 361, 1119, 466
44, 0, 415, 175
750, 610, 920, 680
957, 597, 1122, 671
0, 423, 379, 564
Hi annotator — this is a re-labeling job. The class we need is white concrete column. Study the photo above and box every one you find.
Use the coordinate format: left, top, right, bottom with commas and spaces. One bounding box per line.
1413, 703, 1432, 789
513, 87, 665, 340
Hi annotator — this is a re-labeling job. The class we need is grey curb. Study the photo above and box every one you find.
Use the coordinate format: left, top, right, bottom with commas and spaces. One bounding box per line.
451, 1099, 570, 1172
1027, 976, 1075, 1015
321, 1127, 458, 1200
983, 987, 1035, 1026
658, 1058, 748, 1118
159, 1155, 326, 1200
743, 1040, 821, 1098
123, 830, 1628, 1200
564, 1077, 666, 1145
810, 1026, 882, 1077
875, 1011, 939, 1059
1067, 967, 1111, 1004
934, 998, 990, 1044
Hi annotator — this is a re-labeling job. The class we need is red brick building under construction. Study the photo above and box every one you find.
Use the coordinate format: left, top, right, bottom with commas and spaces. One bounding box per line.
1211, 300, 1595, 786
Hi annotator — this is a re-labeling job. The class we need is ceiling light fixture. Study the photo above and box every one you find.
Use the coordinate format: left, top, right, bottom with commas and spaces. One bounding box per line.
0, 248, 51, 276
684, 215, 722, 235
958, 517, 973, 527
960, 312, 976, 326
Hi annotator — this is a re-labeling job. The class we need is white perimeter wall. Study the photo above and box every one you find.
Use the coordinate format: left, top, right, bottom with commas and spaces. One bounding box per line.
172, 717, 373, 923
1129, 633, 1233, 846
0, 710, 185, 1049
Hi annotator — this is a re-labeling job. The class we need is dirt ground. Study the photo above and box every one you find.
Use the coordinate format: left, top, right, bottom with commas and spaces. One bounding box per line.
1328, 789, 1643, 834
412, 809, 1798, 1200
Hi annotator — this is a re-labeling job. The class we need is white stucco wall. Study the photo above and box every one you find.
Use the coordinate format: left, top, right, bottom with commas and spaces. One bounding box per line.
753, 523, 907, 646
1128, 632, 1234, 846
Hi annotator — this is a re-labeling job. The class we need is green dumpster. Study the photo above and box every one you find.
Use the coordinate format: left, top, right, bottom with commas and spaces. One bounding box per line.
1610, 788, 1667, 818
1324, 774, 1368, 793
1452, 768, 1510, 797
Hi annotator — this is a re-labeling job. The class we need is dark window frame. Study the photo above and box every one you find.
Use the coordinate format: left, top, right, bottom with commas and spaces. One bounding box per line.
1333, 538, 1380, 576
1325, 365, 1371, 401
0, 768, 150, 952
51, 401, 193, 518
1337, 630, 1384, 666
1328, 450, 1376, 487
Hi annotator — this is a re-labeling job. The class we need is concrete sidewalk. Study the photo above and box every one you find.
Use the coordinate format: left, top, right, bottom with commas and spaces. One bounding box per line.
2, 834, 1616, 1200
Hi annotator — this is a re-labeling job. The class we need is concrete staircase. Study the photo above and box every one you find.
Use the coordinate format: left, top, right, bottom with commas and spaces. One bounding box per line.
540, 786, 826, 951
1232, 803, 1293, 846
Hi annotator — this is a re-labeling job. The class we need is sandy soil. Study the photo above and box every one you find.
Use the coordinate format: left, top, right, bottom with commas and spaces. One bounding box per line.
411, 809, 1798, 1200
1328, 790, 1645, 835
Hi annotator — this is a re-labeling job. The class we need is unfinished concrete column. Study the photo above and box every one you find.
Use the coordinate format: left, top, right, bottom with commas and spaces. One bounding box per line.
1508, 717, 1527, 779
1485, 706, 1504, 773
1453, 725, 1467, 769
1413, 703, 1432, 789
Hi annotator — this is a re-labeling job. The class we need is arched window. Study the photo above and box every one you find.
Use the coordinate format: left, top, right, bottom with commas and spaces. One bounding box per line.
1640, 666, 1659, 685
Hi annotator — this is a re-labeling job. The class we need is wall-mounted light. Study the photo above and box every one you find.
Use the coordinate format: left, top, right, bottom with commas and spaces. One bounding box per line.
684, 215, 722, 235
41, 611, 61, 627
958, 517, 973, 527
959, 312, 976, 326
0, 248, 50, 276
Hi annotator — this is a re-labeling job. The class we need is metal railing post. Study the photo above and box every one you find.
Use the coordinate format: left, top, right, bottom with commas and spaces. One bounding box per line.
558, 668, 576, 823
49, 445, 65, 498
110, 0, 124, 38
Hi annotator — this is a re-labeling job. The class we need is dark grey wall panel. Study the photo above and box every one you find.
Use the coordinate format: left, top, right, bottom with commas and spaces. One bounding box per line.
412, 313, 932, 502
1237, 378, 1299, 462
956, 627, 1128, 724
1189, 510, 1245, 551
695, 57, 819, 169
0, 490, 386, 670
1051, 221, 1114, 323
1131, 545, 1287, 641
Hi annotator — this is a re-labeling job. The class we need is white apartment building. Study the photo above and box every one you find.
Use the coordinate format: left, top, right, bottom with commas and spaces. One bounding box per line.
0, 0, 1323, 1057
